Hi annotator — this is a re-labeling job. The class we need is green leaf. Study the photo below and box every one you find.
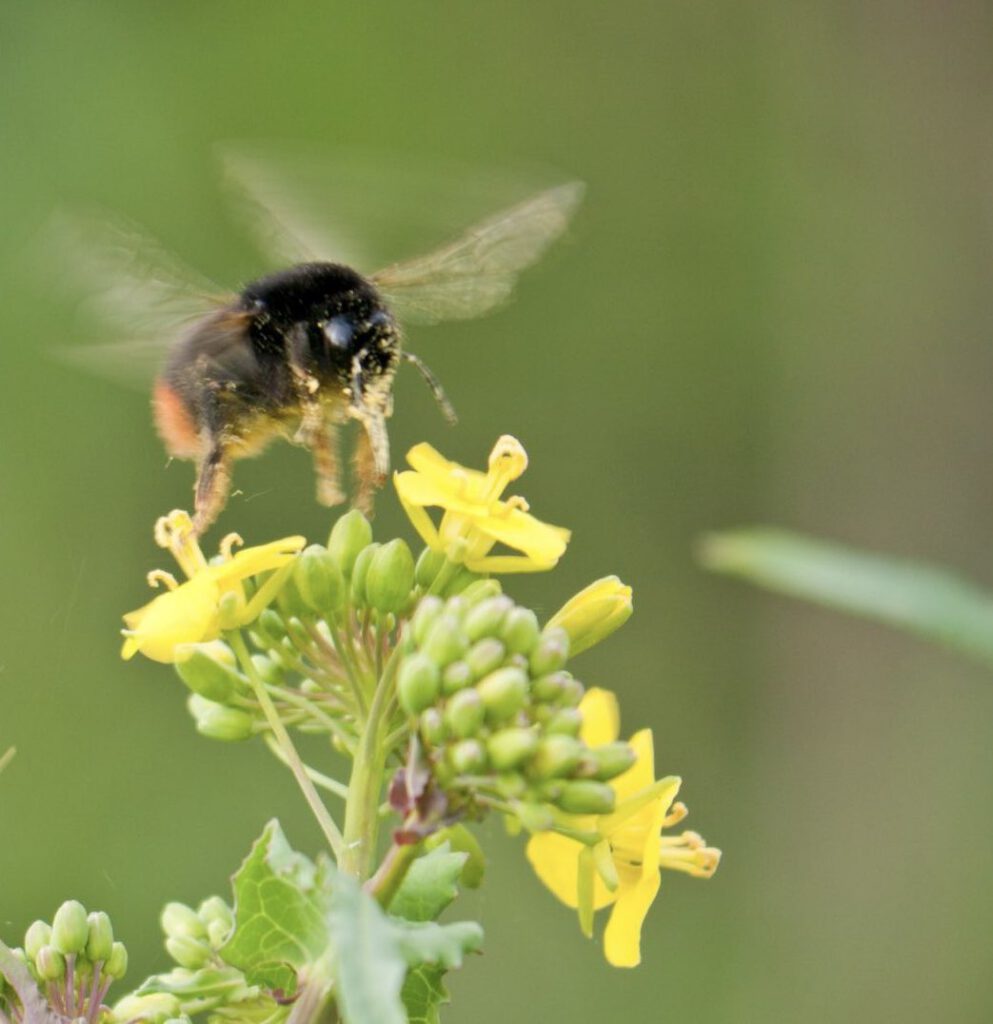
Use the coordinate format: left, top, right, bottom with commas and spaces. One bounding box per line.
392, 920, 484, 971
328, 873, 407, 1024
0, 941, 60, 1024
219, 820, 331, 994
134, 965, 257, 1007
388, 843, 468, 923
400, 965, 448, 1024
702, 529, 993, 666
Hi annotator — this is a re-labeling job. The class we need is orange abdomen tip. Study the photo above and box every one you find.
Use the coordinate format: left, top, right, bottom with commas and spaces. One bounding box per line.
153, 378, 201, 459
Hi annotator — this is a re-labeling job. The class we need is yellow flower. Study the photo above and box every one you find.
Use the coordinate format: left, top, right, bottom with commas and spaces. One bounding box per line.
121, 510, 304, 663
547, 576, 633, 656
526, 688, 720, 967
393, 435, 570, 573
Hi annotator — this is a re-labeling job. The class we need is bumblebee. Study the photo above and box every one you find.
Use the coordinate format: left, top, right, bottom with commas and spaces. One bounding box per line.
59, 164, 582, 533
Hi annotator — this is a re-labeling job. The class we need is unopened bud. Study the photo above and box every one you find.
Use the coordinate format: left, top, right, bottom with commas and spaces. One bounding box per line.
255, 608, 287, 646
23, 920, 51, 962
532, 670, 570, 704
414, 547, 447, 589
275, 572, 312, 621
496, 772, 527, 798
175, 641, 242, 703
448, 739, 488, 775
328, 509, 373, 576
411, 595, 444, 646
529, 735, 584, 780
397, 653, 441, 715
165, 934, 210, 970
546, 576, 633, 657
161, 902, 205, 940
419, 707, 447, 745
251, 653, 284, 687
464, 595, 514, 642
294, 545, 346, 614
106, 941, 128, 980
112, 992, 181, 1023
587, 742, 638, 781
514, 802, 555, 832
556, 780, 617, 814
422, 613, 469, 667
366, 539, 415, 614
188, 696, 254, 741
197, 897, 234, 936
487, 727, 539, 770
36, 945, 66, 981
466, 638, 506, 679
441, 660, 472, 695
476, 666, 528, 721
85, 911, 114, 963
51, 900, 88, 955
529, 627, 570, 677
445, 566, 481, 597
500, 607, 540, 655
543, 708, 583, 737
444, 689, 485, 739
458, 579, 503, 607
425, 825, 486, 888
349, 543, 380, 605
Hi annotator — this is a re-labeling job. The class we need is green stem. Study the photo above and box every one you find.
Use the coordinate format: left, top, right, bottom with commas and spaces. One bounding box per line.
263, 735, 350, 800
229, 631, 345, 860
365, 838, 422, 908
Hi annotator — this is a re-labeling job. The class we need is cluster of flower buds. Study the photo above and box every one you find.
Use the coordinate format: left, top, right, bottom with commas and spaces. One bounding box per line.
159, 897, 234, 970
397, 588, 637, 828
2, 900, 127, 1023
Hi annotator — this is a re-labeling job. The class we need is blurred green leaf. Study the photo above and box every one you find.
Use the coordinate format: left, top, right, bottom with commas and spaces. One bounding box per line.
401, 965, 448, 1024
702, 529, 993, 666
220, 820, 331, 994
393, 919, 483, 971
328, 873, 407, 1024
388, 842, 468, 923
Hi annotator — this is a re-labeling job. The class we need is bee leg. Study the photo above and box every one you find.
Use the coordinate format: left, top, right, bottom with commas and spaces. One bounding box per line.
192, 441, 232, 536
352, 413, 389, 515
311, 422, 346, 507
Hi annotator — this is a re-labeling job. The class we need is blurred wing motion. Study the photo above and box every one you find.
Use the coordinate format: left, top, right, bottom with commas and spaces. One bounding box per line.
370, 182, 584, 324
48, 211, 228, 388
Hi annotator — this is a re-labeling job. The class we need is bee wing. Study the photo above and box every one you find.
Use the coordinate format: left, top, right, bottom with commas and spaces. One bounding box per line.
369, 182, 584, 325
46, 211, 230, 389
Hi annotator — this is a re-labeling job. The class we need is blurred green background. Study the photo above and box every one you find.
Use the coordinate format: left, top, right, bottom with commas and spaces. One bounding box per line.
2, 2, 993, 1021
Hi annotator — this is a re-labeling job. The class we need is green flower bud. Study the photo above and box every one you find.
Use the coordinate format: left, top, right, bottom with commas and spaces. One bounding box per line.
444, 689, 486, 739
112, 992, 181, 1023
464, 595, 514, 642
397, 653, 441, 715
531, 670, 570, 703
411, 595, 444, 646
36, 945, 66, 981
23, 920, 51, 962
106, 941, 128, 980
425, 825, 485, 888
251, 653, 284, 687
161, 902, 205, 940
51, 900, 88, 955
165, 934, 210, 970
466, 638, 506, 679
514, 802, 555, 832
366, 539, 415, 614
349, 542, 381, 605
422, 613, 469, 668
555, 780, 617, 814
328, 509, 373, 576
444, 566, 482, 597
284, 616, 312, 651
188, 696, 255, 742
529, 627, 570, 677
475, 666, 528, 721
500, 607, 540, 655
546, 576, 633, 657
414, 547, 447, 589
85, 911, 114, 963
419, 707, 447, 745
543, 708, 583, 737
458, 579, 503, 607
529, 735, 584, 780
496, 772, 527, 798
175, 641, 242, 703
441, 660, 472, 695
255, 608, 287, 645
486, 727, 540, 770
197, 897, 234, 935
448, 739, 488, 775
275, 572, 312, 621
294, 544, 346, 614
587, 741, 638, 781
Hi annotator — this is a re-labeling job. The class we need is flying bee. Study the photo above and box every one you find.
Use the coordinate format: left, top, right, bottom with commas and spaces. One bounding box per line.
56, 161, 583, 534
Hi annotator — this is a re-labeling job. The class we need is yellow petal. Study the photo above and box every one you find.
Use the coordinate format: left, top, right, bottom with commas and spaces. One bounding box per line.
394, 469, 491, 517
405, 443, 491, 500
526, 833, 613, 911
578, 688, 620, 747
610, 728, 655, 801
120, 575, 221, 663
473, 507, 570, 563
603, 867, 661, 968
210, 537, 304, 586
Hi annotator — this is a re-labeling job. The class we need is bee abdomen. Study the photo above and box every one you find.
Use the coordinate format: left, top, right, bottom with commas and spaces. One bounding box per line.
153, 378, 202, 459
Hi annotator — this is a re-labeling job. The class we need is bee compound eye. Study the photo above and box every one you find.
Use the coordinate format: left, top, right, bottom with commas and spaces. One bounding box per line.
323, 315, 355, 350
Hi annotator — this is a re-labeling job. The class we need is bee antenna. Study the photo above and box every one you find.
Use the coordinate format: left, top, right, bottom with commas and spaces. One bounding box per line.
401, 350, 458, 425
